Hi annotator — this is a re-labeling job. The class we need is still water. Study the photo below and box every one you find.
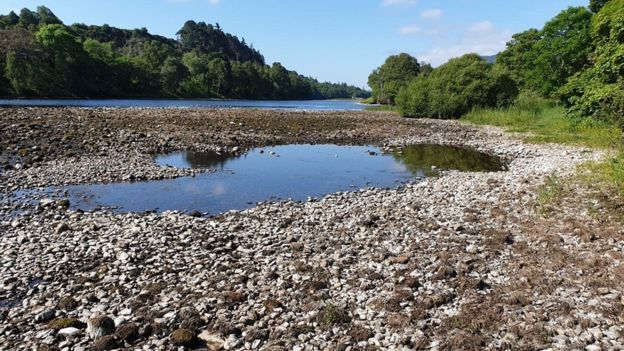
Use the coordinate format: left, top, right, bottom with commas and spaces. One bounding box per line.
0, 99, 365, 110
55, 144, 505, 215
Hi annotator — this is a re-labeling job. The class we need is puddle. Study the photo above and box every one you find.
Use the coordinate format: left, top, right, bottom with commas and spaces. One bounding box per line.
17, 144, 505, 215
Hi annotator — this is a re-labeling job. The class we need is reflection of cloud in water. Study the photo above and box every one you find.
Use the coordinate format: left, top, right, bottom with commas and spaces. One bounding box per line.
212, 183, 227, 196
181, 183, 203, 195
389, 162, 408, 172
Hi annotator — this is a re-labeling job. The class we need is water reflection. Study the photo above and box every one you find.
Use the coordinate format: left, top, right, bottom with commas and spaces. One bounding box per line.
31, 144, 505, 215
157, 150, 240, 170
392, 144, 506, 176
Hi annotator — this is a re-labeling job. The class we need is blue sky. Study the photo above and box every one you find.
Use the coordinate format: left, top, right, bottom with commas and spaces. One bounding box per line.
1, 0, 588, 88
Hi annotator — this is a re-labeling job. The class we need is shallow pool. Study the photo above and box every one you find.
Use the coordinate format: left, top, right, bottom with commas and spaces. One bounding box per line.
37, 144, 506, 215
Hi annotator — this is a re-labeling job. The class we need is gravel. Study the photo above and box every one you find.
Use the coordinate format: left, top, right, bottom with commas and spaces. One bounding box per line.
1, 107, 622, 350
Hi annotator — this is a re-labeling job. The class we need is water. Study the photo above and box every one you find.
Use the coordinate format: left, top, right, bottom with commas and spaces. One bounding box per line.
44, 144, 505, 215
0, 99, 364, 111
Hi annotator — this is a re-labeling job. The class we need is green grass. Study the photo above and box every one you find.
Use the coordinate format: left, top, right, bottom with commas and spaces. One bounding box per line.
364, 104, 398, 112
580, 151, 624, 197
462, 94, 624, 217
462, 104, 621, 149
534, 175, 569, 217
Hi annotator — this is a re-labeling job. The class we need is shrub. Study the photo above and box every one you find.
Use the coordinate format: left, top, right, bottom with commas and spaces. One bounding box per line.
396, 54, 518, 119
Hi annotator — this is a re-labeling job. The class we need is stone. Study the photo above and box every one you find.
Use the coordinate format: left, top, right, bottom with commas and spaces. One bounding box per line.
91, 335, 118, 351
35, 309, 55, 323
87, 316, 116, 339
115, 323, 140, 343
170, 328, 196, 346
55, 222, 70, 234
58, 327, 82, 338
198, 331, 224, 351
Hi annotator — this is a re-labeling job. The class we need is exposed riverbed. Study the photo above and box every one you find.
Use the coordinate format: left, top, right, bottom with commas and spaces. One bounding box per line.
1, 108, 622, 351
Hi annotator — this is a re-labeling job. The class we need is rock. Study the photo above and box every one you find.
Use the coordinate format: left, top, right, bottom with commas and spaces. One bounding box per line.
115, 323, 140, 343
57, 199, 70, 207
91, 335, 118, 351
49, 318, 86, 330
198, 331, 224, 350
87, 316, 116, 339
389, 255, 410, 265
35, 309, 55, 323
244, 327, 269, 342
55, 222, 70, 234
223, 334, 242, 350
170, 328, 196, 346
58, 327, 82, 338
57, 296, 79, 311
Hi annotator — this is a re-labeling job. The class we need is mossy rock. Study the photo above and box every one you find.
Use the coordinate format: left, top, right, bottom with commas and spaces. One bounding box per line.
170, 328, 197, 346
91, 335, 118, 351
115, 323, 140, 342
49, 318, 87, 330
57, 296, 79, 311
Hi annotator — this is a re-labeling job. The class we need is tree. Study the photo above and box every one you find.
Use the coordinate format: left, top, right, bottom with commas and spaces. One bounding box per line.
396, 54, 518, 118
368, 53, 420, 104
18, 8, 39, 30
497, 7, 593, 96
83, 39, 116, 63
559, 0, 624, 126
496, 29, 541, 88
36, 6, 62, 25
0, 11, 19, 28
160, 56, 189, 96
589, 0, 609, 13
36, 24, 89, 95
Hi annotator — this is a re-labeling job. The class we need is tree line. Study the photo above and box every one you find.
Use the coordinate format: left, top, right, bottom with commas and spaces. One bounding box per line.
0, 7, 370, 100
368, 0, 623, 127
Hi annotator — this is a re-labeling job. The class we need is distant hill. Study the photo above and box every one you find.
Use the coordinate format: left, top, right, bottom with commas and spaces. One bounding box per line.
481, 54, 497, 64
0, 6, 370, 99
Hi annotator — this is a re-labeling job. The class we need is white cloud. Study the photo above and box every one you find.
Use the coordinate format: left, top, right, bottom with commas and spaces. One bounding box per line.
417, 21, 511, 65
208, 0, 221, 4
469, 21, 495, 33
421, 9, 442, 20
398, 25, 421, 35
381, 0, 418, 7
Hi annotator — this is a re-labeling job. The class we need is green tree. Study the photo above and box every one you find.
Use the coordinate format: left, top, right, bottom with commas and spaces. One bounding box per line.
160, 56, 189, 96
83, 39, 116, 64
18, 8, 39, 30
496, 29, 541, 88
36, 6, 62, 25
368, 53, 420, 104
560, 0, 624, 126
497, 7, 593, 96
0, 11, 19, 28
589, 0, 609, 13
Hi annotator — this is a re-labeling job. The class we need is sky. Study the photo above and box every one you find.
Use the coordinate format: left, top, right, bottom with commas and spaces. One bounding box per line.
1, 0, 588, 88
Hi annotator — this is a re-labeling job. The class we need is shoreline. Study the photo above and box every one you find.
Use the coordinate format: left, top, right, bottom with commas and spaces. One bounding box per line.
1, 108, 623, 350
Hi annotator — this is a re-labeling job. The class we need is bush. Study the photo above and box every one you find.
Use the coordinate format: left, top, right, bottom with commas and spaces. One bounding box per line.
559, 0, 624, 127
396, 54, 518, 119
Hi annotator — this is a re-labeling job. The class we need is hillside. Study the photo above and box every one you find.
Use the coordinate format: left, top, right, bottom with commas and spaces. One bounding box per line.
0, 6, 370, 99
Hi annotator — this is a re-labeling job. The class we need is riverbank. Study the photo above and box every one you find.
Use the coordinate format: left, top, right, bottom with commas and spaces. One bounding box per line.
1, 108, 623, 350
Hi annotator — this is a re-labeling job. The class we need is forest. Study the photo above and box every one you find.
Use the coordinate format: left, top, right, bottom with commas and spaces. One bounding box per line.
369, 0, 623, 129
0, 7, 370, 100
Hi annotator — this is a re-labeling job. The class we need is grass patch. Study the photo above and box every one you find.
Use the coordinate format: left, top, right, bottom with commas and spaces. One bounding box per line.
534, 175, 569, 217
463, 105, 620, 148
364, 104, 398, 112
462, 94, 621, 149
580, 152, 624, 197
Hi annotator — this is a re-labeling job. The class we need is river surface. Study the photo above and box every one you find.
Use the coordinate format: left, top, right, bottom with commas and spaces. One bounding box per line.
35, 144, 505, 215
0, 99, 365, 110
